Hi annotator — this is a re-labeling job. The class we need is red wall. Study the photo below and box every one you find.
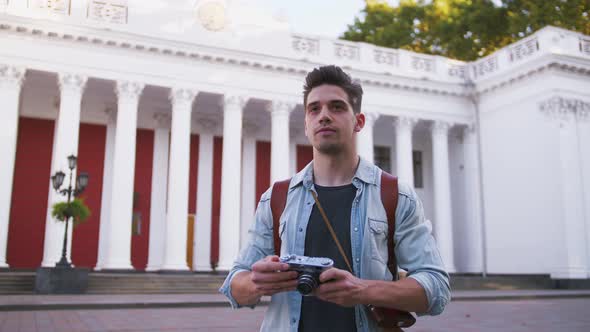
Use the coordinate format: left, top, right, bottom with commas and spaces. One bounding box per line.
296, 145, 313, 172
255, 141, 271, 204
71, 123, 106, 268
188, 134, 200, 214
210, 137, 222, 266
130, 129, 154, 270
7, 117, 54, 269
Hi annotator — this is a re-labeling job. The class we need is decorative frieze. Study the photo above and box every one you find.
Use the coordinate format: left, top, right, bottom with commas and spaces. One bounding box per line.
292, 36, 319, 55
580, 38, 590, 56
334, 43, 359, 61
88, 1, 128, 24
509, 37, 539, 62
411, 56, 435, 73
374, 49, 398, 66
448, 64, 467, 79
0, 65, 25, 88
539, 96, 590, 122
472, 56, 498, 78
29, 0, 70, 15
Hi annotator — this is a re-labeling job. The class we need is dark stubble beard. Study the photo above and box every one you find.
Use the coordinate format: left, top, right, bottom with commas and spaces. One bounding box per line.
315, 141, 344, 155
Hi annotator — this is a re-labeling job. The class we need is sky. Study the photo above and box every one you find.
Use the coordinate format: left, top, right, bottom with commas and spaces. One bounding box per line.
233, 0, 379, 38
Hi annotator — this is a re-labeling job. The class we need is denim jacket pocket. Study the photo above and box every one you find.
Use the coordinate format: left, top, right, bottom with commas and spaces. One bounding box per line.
368, 218, 388, 264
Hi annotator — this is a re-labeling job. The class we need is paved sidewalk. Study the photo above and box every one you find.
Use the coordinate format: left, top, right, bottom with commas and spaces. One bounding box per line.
1, 298, 589, 332
1, 290, 590, 311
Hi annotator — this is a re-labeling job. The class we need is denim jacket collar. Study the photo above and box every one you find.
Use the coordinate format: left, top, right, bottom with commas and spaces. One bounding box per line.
290, 156, 378, 191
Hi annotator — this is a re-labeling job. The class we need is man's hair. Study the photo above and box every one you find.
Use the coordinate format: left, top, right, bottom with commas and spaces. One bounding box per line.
303, 65, 363, 114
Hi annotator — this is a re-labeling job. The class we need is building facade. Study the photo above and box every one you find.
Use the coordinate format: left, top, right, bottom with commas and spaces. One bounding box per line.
0, 0, 589, 280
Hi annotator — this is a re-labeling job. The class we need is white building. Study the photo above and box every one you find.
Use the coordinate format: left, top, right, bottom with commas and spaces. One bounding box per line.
0, 0, 589, 280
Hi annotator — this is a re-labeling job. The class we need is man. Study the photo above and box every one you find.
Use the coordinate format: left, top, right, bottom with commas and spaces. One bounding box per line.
220, 65, 450, 331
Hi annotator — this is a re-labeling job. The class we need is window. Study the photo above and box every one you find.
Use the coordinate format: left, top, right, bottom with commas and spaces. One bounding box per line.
374, 146, 391, 173
413, 150, 423, 188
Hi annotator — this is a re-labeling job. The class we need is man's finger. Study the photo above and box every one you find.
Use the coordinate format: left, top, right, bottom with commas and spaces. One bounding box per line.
252, 260, 289, 273
319, 268, 347, 283
255, 279, 298, 292
251, 270, 298, 283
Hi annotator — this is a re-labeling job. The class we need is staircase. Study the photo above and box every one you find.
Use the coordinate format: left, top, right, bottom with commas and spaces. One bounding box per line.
0, 271, 227, 294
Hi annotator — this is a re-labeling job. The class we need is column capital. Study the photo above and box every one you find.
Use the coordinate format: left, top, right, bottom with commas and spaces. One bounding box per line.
430, 120, 453, 135
539, 96, 590, 123
266, 100, 296, 116
154, 113, 171, 129
58, 73, 87, 94
0, 65, 25, 88
194, 116, 220, 133
222, 95, 248, 111
169, 88, 197, 106
116, 81, 144, 100
392, 116, 419, 130
243, 120, 259, 136
362, 111, 380, 127
104, 104, 117, 123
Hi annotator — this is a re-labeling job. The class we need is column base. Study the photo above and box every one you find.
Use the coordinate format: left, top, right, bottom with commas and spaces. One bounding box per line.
551, 267, 588, 279
99, 262, 134, 271
0, 262, 8, 269
145, 265, 163, 272
193, 265, 213, 272
160, 263, 189, 271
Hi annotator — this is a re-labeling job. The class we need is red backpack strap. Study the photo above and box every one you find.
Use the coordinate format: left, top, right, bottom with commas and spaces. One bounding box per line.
380, 171, 399, 279
270, 179, 291, 256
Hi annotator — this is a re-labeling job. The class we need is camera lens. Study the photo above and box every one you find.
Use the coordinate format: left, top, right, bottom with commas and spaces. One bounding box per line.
296, 273, 317, 295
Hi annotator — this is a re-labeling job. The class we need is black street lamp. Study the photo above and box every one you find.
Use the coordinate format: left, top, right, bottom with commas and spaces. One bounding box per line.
50, 155, 89, 268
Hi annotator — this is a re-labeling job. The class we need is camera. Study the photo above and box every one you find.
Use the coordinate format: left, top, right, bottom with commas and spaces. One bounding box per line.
280, 254, 334, 295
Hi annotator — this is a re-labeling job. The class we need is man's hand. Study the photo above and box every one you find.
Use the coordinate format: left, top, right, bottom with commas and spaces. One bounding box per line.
249, 255, 298, 296
315, 267, 369, 307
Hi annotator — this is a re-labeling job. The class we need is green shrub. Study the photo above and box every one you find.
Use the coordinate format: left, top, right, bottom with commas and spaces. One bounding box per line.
51, 198, 91, 226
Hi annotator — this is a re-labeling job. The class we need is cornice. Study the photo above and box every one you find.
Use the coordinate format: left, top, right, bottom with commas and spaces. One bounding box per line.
0, 15, 588, 99
0, 15, 468, 97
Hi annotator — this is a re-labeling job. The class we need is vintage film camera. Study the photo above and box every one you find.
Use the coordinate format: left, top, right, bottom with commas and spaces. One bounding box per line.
280, 254, 334, 295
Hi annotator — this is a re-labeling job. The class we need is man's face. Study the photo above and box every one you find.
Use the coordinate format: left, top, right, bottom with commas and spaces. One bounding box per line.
304, 84, 364, 155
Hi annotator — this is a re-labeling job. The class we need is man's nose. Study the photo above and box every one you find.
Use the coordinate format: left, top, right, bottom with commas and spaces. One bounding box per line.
318, 105, 332, 123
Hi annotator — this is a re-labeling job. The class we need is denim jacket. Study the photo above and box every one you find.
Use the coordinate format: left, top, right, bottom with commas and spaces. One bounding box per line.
219, 158, 451, 332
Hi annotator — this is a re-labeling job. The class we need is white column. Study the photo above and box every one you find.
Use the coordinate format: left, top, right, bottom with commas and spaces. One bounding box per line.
146, 113, 171, 271
289, 130, 298, 176
194, 118, 217, 272
462, 125, 483, 272
268, 101, 294, 183
430, 121, 456, 273
241, 123, 258, 250
540, 97, 588, 279
218, 95, 246, 271
357, 111, 379, 163
41, 73, 87, 267
95, 107, 117, 270
0, 65, 25, 268
579, 108, 590, 278
161, 88, 196, 271
102, 81, 144, 270
393, 116, 418, 186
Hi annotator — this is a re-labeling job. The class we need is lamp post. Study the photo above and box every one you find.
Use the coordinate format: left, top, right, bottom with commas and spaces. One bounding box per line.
50, 155, 89, 268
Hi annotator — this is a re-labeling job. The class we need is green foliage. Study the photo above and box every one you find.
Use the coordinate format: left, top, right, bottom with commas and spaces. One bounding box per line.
51, 198, 91, 226
342, 0, 589, 61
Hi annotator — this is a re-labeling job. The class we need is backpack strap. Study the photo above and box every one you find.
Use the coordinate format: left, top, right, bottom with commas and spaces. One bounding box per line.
271, 179, 291, 256
380, 171, 399, 280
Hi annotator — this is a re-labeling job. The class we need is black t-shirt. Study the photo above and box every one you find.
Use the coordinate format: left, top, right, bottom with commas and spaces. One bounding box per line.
298, 183, 357, 332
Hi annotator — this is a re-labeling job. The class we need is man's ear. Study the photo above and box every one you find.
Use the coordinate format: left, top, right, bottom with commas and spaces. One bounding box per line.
354, 113, 365, 132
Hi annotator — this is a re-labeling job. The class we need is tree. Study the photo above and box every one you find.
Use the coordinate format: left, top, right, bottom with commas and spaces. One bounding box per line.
342, 0, 589, 61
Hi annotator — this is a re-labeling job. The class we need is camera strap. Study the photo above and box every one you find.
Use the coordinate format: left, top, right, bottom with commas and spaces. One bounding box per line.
309, 190, 354, 273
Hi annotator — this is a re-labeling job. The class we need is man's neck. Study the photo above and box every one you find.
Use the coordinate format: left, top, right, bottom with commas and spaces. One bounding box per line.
312, 150, 359, 187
